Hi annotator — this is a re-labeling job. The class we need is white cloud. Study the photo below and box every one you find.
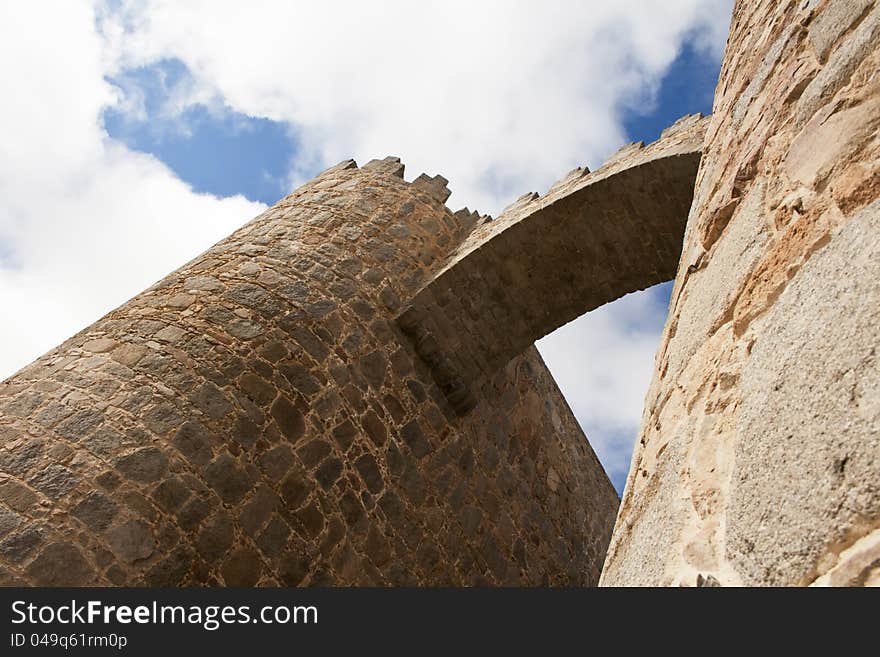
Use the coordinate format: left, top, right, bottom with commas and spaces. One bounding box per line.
0, 0, 731, 487
537, 287, 671, 489
0, 1, 264, 378
102, 0, 731, 213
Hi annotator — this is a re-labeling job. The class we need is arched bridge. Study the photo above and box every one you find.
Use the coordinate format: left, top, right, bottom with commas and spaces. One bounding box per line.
397, 114, 708, 414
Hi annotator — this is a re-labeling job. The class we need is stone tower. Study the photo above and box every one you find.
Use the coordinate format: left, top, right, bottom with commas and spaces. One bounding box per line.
0, 152, 641, 586
601, 0, 880, 586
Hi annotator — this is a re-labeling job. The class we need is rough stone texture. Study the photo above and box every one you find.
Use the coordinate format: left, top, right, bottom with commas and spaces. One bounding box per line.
0, 156, 618, 586
4, 0, 873, 589
398, 116, 706, 414
601, 0, 880, 586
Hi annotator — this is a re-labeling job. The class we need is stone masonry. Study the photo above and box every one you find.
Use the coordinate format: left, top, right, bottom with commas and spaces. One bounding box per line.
398, 115, 706, 414
601, 0, 880, 586
0, 156, 622, 586
2, 0, 878, 588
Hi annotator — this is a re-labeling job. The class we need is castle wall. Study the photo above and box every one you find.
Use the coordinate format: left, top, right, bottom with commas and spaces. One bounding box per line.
601, 0, 880, 586
0, 157, 618, 586
4, 0, 874, 589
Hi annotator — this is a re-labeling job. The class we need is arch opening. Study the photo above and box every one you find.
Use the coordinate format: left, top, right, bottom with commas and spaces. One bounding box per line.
537, 281, 673, 493
396, 114, 707, 415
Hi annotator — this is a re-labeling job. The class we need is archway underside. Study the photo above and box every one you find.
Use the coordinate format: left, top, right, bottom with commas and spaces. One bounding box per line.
397, 114, 708, 414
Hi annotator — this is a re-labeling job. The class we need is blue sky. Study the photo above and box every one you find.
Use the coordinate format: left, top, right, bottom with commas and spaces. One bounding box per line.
103, 39, 721, 210
624, 39, 721, 144
0, 0, 732, 496
104, 59, 297, 206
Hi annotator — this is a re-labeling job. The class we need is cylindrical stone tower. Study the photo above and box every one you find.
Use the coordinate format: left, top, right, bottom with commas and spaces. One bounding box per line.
0, 156, 618, 586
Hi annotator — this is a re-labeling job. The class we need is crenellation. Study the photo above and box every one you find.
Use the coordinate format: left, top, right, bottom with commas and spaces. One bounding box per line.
411, 173, 452, 204
660, 112, 704, 139
362, 156, 406, 178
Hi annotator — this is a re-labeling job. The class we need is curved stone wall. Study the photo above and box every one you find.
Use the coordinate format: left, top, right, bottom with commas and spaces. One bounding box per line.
0, 156, 618, 586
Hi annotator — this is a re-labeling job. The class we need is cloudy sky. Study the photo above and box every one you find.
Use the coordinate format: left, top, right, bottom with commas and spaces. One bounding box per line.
0, 0, 732, 492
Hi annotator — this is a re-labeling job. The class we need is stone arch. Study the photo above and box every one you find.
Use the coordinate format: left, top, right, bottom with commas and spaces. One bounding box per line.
0, 113, 702, 587
397, 114, 708, 414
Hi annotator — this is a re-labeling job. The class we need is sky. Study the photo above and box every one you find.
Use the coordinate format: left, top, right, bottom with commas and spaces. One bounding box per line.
0, 0, 732, 493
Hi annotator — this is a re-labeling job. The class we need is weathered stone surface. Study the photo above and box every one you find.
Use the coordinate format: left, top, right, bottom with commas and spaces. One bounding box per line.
601, 0, 880, 587
204, 454, 252, 505
222, 547, 263, 586
73, 492, 118, 531
811, 527, 880, 587
111, 343, 148, 367
808, 0, 872, 63
400, 420, 431, 459
239, 373, 276, 406
196, 512, 235, 563
726, 202, 880, 585
144, 546, 192, 586
0, 525, 44, 563
0, 479, 38, 512
83, 337, 117, 353
28, 464, 79, 500
25, 542, 95, 585
189, 382, 233, 419
270, 397, 305, 442
355, 453, 383, 494
0, 133, 620, 587
172, 421, 214, 466
116, 447, 168, 483
105, 519, 155, 564
153, 477, 190, 512
0, 507, 21, 539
